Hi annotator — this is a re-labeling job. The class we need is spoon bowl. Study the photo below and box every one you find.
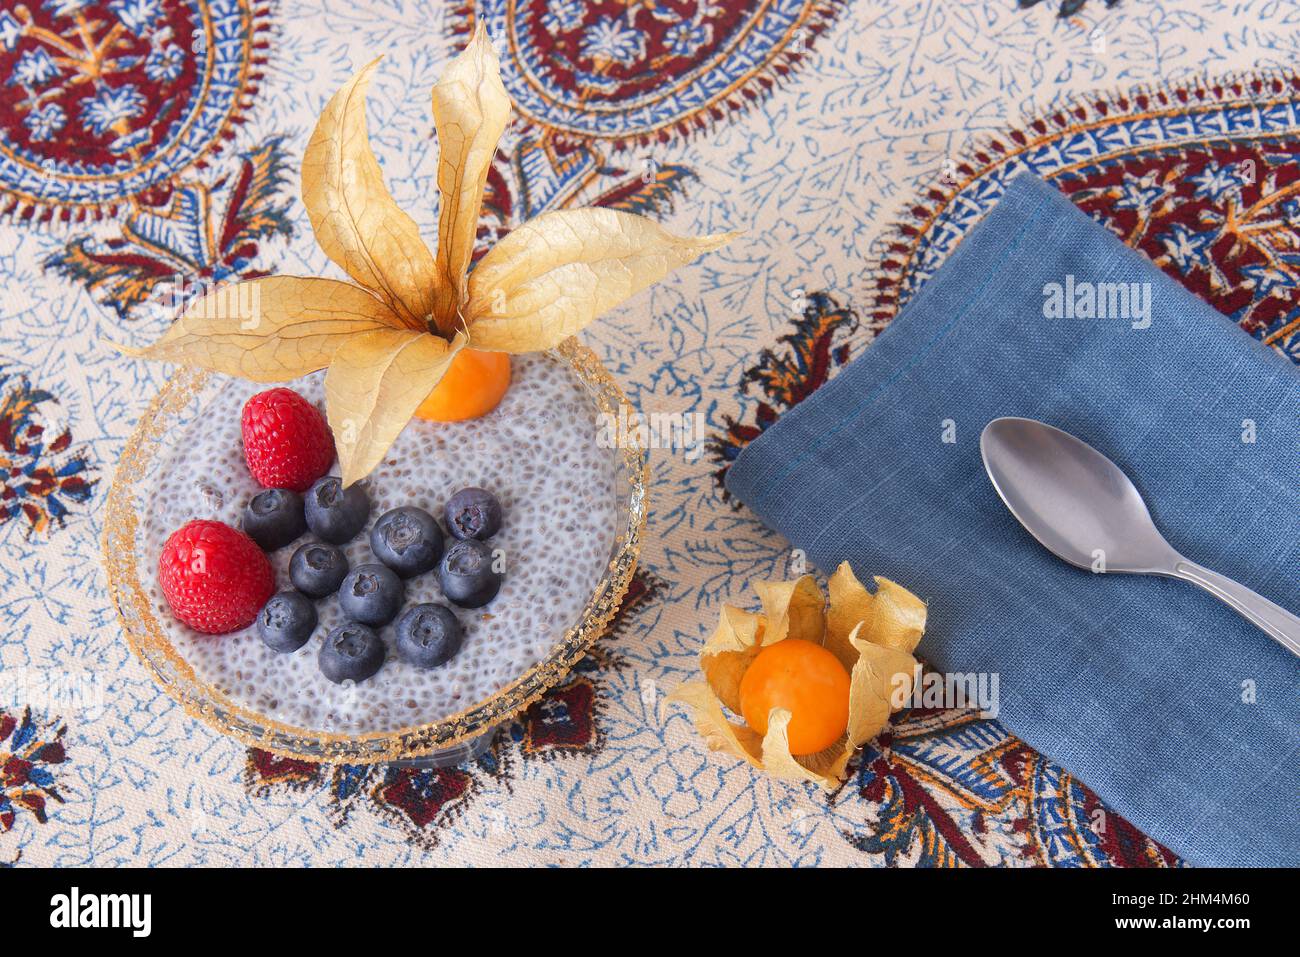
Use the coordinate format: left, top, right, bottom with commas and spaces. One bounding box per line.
980, 417, 1300, 658
979, 418, 1179, 574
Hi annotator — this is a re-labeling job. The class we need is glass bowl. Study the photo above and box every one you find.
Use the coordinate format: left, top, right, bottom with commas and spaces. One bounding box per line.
104, 338, 647, 764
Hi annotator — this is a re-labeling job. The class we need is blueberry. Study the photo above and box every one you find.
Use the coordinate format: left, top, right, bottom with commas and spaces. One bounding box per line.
338, 562, 404, 626
395, 603, 463, 669
304, 476, 370, 544
243, 488, 306, 551
289, 542, 349, 598
444, 487, 502, 541
257, 591, 317, 652
318, 622, 385, 684
370, 506, 444, 578
438, 539, 502, 608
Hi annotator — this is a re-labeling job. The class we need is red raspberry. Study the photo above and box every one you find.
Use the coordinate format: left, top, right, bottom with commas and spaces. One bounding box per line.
158, 520, 274, 635
241, 388, 335, 492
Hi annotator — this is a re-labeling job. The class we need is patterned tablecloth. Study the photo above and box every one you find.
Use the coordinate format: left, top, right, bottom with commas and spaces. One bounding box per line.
1, 0, 1296, 866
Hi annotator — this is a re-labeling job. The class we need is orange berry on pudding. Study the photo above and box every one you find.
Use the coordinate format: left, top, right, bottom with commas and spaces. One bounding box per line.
738, 638, 851, 755
415, 350, 511, 422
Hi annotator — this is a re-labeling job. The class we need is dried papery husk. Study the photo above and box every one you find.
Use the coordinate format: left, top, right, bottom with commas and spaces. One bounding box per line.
670, 680, 766, 770
761, 708, 848, 786
699, 606, 766, 715
671, 561, 927, 789
465, 208, 737, 352
828, 562, 926, 655
114, 28, 732, 487
325, 329, 466, 486
845, 625, 918, 750
301, 58, 438, 330
753, 574, 826, 645
114, 277, 406, 380
430, 21, 510, 333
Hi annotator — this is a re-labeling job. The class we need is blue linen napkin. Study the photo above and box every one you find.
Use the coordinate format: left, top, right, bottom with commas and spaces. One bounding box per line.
726, 172, 1300, 867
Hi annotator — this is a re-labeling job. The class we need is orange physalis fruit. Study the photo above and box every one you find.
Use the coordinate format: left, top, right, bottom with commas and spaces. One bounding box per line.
414, 349, 512, 422
738, 639, 851, 755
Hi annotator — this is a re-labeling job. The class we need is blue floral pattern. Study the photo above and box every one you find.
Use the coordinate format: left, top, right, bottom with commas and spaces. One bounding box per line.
0, 0, 1291, 865
80, 85, 146, 136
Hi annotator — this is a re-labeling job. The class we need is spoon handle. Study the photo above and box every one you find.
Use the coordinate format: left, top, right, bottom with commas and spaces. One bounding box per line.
1172, 560, 1300, 659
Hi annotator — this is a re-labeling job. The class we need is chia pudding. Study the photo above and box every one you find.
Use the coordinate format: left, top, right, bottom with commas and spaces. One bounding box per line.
141, 354, 621, 734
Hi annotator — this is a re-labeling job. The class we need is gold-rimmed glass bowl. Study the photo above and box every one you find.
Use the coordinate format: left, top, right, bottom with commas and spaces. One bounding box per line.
104, 338, 647, 764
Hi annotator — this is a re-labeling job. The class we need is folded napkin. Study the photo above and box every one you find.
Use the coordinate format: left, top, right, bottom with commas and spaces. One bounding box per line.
726, 173, 1300, 867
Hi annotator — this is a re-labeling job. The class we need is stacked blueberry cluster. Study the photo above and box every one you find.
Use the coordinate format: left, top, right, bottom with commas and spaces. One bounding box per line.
255, 478, 504, 683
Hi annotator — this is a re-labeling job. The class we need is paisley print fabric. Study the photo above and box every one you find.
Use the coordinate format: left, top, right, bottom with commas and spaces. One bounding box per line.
1, 0, 1293, 866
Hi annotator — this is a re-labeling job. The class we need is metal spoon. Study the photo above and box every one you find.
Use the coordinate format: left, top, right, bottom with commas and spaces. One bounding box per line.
980, 416, 1300, 658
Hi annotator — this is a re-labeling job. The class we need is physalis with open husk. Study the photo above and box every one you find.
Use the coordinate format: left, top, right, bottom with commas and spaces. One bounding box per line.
670, 562, 927, 789
117, 22, 734, 487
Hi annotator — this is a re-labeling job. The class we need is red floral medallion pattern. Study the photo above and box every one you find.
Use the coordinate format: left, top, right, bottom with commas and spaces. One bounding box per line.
0, 2, 202, 170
